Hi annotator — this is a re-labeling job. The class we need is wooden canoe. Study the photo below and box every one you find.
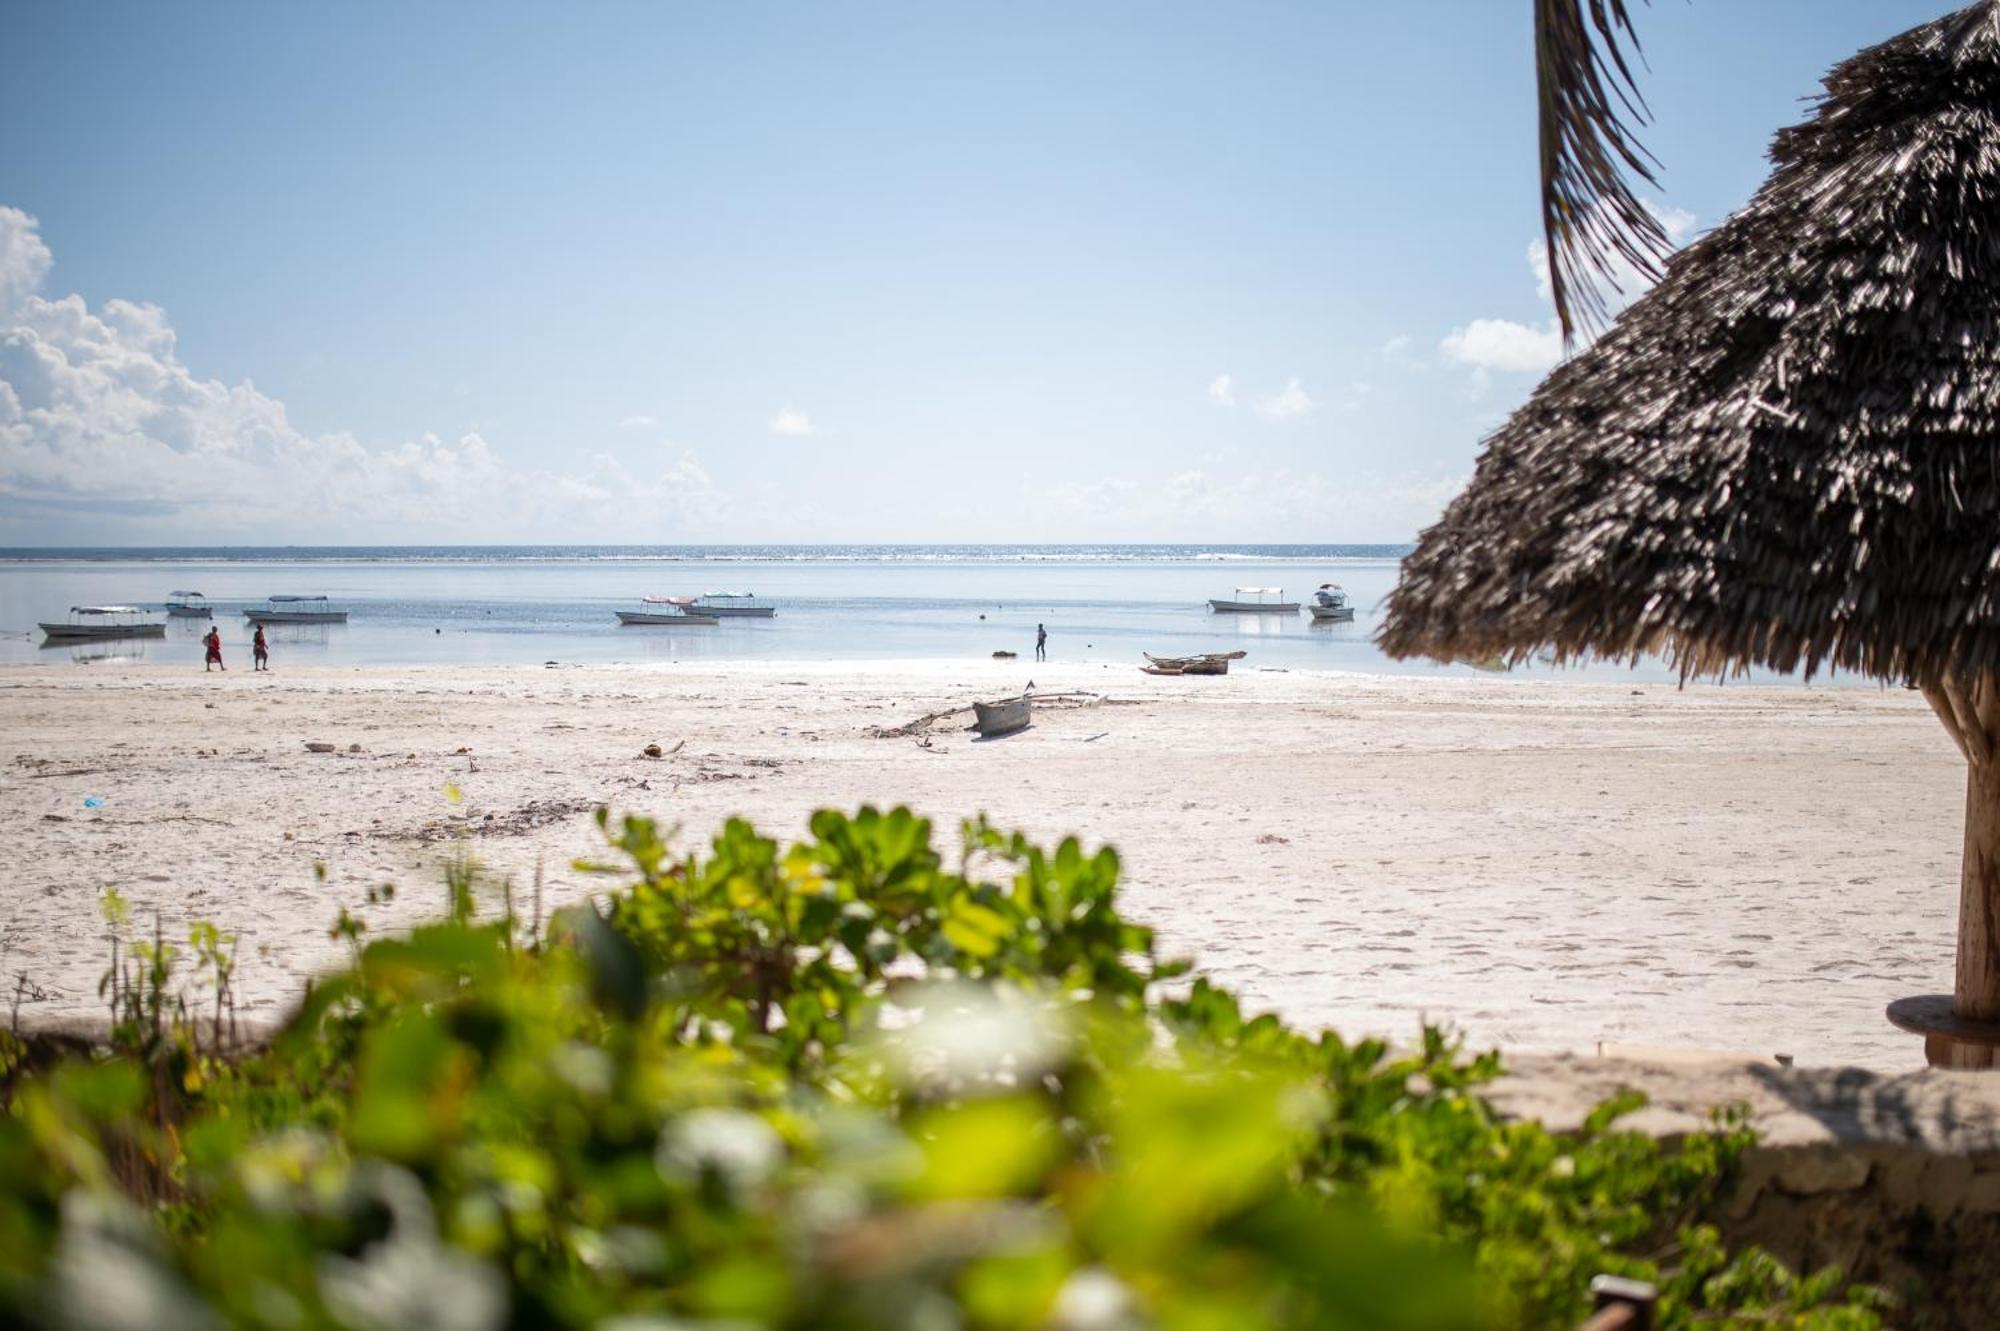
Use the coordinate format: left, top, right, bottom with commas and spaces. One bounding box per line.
1143, 650, 1245, 673
972, 695, 1032, 737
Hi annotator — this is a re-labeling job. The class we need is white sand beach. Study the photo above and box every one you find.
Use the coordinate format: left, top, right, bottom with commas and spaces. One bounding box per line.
0, 659, 1962, 1069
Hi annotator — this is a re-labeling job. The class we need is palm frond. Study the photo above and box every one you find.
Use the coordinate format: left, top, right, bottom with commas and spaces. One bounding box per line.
1535, 0, 1671, 344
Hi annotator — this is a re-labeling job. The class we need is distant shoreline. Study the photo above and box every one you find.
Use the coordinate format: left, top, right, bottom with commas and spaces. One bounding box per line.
0, 551, 1888, 686
0, 542, 1419, 564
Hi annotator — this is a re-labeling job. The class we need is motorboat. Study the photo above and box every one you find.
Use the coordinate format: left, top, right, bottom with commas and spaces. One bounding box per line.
164, 591, 212, 618
1207, 587, 1300, 613
1307, 584, 1356, 623
616, 596, 721, 626
245, 595, 348, 624
693, 592, 776, 618
39, 606, 167, 641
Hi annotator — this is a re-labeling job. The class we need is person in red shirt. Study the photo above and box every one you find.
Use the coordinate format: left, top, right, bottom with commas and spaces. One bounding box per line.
252, 625, 269, 671
204, 627, 225, 672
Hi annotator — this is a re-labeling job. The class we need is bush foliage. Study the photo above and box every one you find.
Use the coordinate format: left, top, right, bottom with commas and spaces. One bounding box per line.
0, 807, 1886, 1329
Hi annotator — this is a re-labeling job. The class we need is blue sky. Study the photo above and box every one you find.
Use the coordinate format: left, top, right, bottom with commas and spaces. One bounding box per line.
0, 1, 1961, 545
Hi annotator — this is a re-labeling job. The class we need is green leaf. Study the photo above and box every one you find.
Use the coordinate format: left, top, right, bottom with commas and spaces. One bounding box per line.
911, 1097, 1057, 1200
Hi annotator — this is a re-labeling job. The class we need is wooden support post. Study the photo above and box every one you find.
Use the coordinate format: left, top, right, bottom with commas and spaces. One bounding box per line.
1893, 674, 2000, 1069
1953, 761, 2000, 1068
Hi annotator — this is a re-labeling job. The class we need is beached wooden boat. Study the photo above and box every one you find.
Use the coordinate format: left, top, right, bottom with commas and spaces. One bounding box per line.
972, 694, 1031, 737
1142, 650, 1244, 675
617, 596, 721, 626
1144, 651, 1245, 664
40, 606, 167, 641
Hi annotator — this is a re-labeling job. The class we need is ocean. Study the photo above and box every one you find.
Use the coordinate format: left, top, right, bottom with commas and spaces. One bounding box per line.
0, 544, 1859, 685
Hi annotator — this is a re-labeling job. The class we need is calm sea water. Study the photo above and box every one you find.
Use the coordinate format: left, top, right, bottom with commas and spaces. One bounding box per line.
0, 544, 1852, 685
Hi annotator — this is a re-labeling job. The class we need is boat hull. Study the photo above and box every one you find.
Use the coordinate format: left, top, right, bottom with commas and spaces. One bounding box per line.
697, 605, 776, 618
41, 623, 166, 640
972, 696, 1031, 737
617, 611, 721, 626
165, 606, 213, 618
245, 611, 348, 623
1306, 604, 1355, 622
1143, 652, 1235, 675
1207, 600, 1299, 613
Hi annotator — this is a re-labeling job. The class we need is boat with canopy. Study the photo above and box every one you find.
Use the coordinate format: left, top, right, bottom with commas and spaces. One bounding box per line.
1307, 584, 1355, 622
1207, 587, 1300, 613
39, 606, 167, 641
692, 592, 776, 618
164, 591, 212, 618
244, 596, 348, 624
616, 596, 721, 626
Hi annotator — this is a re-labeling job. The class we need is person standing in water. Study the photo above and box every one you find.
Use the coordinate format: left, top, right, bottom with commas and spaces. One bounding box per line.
1035, 623, 1047, 662
252, 625, 269, 671
203, 627, 225, 672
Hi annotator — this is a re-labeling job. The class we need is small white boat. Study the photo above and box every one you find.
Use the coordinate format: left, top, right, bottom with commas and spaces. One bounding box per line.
694, 592, 776, 618
40, 606, 167, 641
1307, 583, 1355, 622
164, 591, 212, 618
1207, 587, 1300, 614
616, 596, 721, 626
245, 595, 348, 624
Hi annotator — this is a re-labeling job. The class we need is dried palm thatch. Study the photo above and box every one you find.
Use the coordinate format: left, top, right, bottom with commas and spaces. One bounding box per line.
1382, 3, 2000, 1066
1383, 1, 2000, 689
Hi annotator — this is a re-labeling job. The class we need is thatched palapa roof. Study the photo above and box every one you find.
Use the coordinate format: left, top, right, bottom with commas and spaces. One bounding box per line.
1380, 2, 2000, 684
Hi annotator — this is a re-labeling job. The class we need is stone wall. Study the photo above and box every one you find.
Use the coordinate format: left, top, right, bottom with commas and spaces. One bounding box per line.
1492, 1052, 2000, 1329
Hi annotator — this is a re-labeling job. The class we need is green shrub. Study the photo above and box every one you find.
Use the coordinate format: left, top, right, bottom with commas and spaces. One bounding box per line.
0, 808, 1884, 1329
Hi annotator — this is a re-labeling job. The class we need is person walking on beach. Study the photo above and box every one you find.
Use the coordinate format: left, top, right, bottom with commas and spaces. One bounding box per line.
252, 625, 269, 671
203, 627, 225, 672
1035, 623, 1047, 662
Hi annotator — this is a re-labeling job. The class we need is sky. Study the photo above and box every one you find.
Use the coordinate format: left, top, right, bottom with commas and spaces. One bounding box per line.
0, 1, 1965, 546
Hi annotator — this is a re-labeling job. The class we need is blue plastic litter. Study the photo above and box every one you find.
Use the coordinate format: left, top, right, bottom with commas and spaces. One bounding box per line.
82, 796, 105, 808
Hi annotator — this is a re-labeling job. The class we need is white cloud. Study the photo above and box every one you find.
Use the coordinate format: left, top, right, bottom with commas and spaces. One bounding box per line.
1330, 380, 1371, 413
0, 206, 734, 542
1441, 201, 1697, 385
0, 207, 52, 324
1439, 318, 1565, 375
1254, 377, 1315, 422
1206, 374, 1235, 407
1380, 334, 1426, 371
615, 414, 658, 429
769, 406, 815, 436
